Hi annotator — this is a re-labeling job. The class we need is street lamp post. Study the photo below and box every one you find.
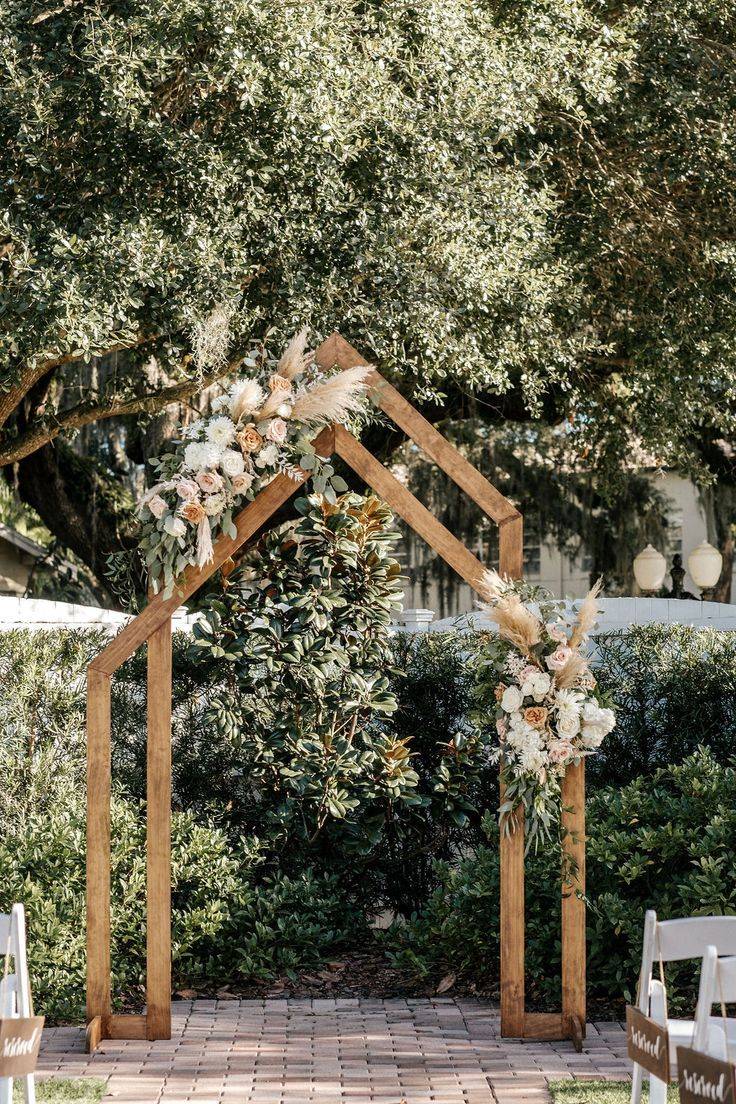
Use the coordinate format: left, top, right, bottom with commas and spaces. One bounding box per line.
632, 541, 723, 601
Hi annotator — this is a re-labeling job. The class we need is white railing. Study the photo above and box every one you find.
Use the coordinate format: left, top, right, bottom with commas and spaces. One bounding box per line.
399, 597, 736, 634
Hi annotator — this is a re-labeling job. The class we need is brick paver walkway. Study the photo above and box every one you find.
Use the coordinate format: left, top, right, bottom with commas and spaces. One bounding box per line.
38, 998, 632, 1104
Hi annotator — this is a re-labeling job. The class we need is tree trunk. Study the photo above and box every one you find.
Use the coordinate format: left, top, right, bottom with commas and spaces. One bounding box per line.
14, 440, 138, 604
702, 479, 735, 603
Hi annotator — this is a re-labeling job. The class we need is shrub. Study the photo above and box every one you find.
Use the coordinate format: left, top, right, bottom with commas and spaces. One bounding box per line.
373, 631, 497, 915
592, 624, 736, 784
388, 748, 736, 1013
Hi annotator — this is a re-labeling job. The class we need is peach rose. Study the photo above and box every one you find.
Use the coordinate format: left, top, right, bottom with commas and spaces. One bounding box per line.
180, 501, 206, 525
196, 470, 224, 494
268, 374, 293, 395
494, 683, 507, 703
524, 706, 548, 728
496, 718, 507, 739
236, 424, 263, 454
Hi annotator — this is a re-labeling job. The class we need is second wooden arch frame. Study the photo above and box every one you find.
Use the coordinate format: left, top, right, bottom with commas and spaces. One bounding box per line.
85, 332, 586, 1051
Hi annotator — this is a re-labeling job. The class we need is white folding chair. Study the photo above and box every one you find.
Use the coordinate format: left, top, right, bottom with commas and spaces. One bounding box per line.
0, 904, 37, 1104
631, 910, 736, 1104
692, 947, 736, 1060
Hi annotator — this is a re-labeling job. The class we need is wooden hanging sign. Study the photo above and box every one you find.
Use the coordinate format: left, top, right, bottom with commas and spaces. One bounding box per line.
626, 1005, 670, 1082
677, 1046, 736, 1104
0, 1015, 45, 1077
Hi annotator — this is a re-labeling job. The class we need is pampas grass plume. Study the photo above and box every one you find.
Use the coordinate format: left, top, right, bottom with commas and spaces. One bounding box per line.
277, 327, 312, 381
289, 365, 372, 426
569, 577, 603, 649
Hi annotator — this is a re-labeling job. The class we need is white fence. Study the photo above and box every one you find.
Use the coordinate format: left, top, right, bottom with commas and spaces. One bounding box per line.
399, 597, 736, 634
0, 595, 198, 632
1, 595, 735, 634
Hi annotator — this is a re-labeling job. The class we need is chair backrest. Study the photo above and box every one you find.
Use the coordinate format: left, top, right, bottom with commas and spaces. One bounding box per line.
0, 905, 32, 1018
636, 911, 736, 1016
657, 917, 736, 962
693, 947, 736, 1056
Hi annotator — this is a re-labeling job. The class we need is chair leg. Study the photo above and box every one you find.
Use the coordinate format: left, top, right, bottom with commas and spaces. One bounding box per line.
649, 1073, 668, 1104
23, 1073, 36, 1104
0, 1077, 11, 1104
630, 1062, 643, 1104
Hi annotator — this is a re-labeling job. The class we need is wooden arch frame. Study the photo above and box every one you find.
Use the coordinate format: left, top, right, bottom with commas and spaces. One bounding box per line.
85, 333, 585, 1051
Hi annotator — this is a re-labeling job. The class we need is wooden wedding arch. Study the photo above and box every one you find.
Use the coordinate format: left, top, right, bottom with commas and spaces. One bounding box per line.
85, 333, 586, 1051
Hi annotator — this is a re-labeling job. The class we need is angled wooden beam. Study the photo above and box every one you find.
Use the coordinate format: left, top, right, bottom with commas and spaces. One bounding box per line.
90, 426, 335, 676
316, 333, 520, 526
333, 425, 488, 593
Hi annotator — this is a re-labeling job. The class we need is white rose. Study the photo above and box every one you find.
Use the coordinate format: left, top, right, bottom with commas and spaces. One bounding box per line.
531, 671, 551, 700
221, 449, 245, 477
163, 515, 186, 538
501, 685, 523, 713
557, 711, 581, 740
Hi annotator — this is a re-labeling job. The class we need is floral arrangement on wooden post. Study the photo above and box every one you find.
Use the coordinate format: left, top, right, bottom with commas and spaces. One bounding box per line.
475, 570, 616, 850
137, 329, 372, 595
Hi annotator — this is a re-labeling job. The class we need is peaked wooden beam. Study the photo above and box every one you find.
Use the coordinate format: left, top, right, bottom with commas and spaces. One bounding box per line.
316, 332, 520, 526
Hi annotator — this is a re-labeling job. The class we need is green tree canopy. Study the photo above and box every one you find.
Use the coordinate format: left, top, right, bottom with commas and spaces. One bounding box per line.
1, 0, 735, 577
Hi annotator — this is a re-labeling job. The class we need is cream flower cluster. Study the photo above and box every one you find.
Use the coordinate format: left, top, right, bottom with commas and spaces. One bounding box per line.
496, 659, 615, 786
137, 330, 372, 596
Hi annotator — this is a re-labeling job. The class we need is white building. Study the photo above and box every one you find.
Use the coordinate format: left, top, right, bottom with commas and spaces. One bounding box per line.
399, 471, 734, 617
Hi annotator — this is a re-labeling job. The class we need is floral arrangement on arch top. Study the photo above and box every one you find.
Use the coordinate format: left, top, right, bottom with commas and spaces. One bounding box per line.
474, 571, 616, 851
138, 329, 372, 596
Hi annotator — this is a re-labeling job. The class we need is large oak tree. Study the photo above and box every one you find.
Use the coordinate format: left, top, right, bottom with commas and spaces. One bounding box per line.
1, 0, 735, 586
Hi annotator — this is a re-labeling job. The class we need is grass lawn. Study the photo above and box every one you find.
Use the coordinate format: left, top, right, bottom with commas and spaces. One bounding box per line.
549, 1080, 678, 1103
14, 1081, 106, 1102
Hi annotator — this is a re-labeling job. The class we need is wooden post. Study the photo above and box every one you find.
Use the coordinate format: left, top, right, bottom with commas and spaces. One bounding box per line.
86, 668, 112, 1040
561, 760, 586, 1049
498, 514, 525, 1035
146, 618, 172, 1040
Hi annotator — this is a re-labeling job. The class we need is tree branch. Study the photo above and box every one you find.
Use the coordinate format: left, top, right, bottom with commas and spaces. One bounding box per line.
0, 332, 157, 430
0, 354, 245, 467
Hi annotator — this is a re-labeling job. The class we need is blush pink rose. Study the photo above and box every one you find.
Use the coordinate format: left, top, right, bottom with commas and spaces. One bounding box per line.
547, 622, 569, 643
496, 718, 507, 739
546, 645, 573, 672
147, 494, 167, 519
196, 470, 224, 494
176, 478, 200, 501
548, 739, 574, 764
519, 664, 538, 683
266, 417, 288, 444
231, 472, 254, 495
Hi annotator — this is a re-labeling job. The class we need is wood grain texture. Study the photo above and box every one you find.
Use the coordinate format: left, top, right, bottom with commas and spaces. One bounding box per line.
523, 1012, 565, 1040
499, 788, 525, 1037
316, 333, 520, 526
90, 426, 335, 676
333, 426, 489, 593
146, 618, 172, 1041
107, 1015, 148, 1040
499, 516, 524, 580
85, 1016, 102, 1054
86, 668, 111, 1030
561, 759, 586, 1041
